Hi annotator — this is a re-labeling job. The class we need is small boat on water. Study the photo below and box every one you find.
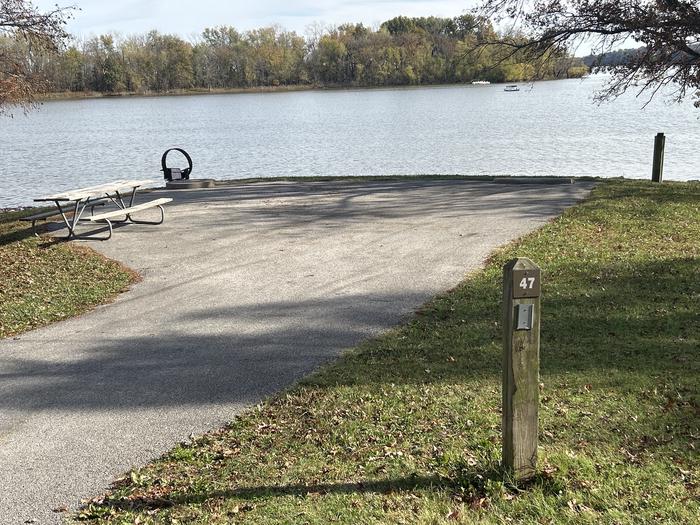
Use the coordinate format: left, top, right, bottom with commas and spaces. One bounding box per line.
471, 80, 490, 85
504, 84, 519, 92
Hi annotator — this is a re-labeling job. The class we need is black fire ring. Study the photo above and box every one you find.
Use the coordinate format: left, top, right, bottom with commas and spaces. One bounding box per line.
161, 148, 193, 181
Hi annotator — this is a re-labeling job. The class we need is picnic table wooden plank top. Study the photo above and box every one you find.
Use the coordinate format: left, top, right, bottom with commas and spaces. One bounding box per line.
34, 179, 157, 202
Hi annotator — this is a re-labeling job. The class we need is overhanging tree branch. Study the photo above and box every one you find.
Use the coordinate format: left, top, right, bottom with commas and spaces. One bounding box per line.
0, 0, 74, 113
474, 0, 700, 106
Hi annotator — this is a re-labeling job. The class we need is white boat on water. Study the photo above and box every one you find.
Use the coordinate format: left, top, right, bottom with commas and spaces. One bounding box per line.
471, 80, 490, 85
504, 84, 519, 92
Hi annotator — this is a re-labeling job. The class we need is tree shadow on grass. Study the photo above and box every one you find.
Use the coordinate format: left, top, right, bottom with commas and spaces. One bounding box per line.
0, 222, 38, 246
0, 207, 68, 246
87, 460, 565, 516
590, 181, 700, 206
301, 255, 699, 388
92, 475, 447, 513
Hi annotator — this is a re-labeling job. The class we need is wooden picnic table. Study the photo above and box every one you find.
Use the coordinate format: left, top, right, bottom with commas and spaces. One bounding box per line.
30, 179, 172, 240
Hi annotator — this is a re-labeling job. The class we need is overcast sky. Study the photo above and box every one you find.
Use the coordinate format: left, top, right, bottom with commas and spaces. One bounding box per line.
36, 0, 477, 40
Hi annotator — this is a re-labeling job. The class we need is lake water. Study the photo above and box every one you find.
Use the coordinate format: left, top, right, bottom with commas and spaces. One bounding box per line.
1, 76, 698, 207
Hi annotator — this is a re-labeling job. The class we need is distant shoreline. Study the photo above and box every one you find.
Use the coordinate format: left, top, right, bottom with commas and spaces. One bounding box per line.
38, 78, 582, 102
40, 84, 316, 101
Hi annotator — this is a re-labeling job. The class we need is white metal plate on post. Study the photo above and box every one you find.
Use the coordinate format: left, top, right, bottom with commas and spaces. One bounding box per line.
516, 304, 534, 330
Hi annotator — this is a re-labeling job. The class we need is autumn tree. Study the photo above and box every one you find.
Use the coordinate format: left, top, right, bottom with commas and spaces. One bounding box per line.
195, 26, 249, 88
9, 13, 587, 95
0, 0, 73, 112
476, 0, 700, 105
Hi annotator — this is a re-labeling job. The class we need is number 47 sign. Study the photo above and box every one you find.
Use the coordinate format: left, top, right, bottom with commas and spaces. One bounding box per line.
512, 269, 541, 298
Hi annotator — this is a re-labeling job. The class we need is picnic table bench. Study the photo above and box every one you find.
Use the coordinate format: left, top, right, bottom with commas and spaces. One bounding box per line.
29, 179, 173, 240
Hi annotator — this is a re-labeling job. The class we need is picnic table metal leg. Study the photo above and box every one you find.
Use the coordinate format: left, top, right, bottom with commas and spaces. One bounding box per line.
92, 219, 113, 240
31, 218, 41, 237
54, 200, 81, 239
127, 187, 138, 207
51, 200, 113, 241
110, 188, 137, 208
127, 204, 166, 225
106, 190, 135, 223
79, 215, 113, 241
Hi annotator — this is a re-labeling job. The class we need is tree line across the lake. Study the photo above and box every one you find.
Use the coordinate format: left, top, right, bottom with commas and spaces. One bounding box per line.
4, 14, 587, 95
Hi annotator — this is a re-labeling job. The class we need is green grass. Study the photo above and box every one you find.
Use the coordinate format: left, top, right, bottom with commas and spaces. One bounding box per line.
77, 179, 699, 524
0, 210, 138, 338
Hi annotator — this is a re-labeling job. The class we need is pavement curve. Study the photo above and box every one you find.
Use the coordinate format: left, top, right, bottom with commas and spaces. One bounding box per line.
0, 179, 593, 524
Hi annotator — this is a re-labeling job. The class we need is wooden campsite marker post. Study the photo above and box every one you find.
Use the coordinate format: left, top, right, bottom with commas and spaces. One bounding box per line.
502, 257, 541, 481
652, 132, 665, 183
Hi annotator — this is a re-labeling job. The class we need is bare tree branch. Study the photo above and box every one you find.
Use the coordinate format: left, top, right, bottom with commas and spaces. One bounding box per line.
0, 0, 75, 114
474, 0, 700, 107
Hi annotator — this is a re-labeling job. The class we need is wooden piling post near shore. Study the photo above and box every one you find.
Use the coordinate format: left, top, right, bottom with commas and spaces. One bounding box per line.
502, 258, 541, 481
652, 132, 665, 183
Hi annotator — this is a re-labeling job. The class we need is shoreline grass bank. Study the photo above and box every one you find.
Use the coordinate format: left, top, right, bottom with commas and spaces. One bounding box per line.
76, 179, 699, 524
40, 84, 318, 102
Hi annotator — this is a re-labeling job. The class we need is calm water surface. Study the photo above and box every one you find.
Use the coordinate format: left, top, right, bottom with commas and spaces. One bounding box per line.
1, 76, 698, 207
